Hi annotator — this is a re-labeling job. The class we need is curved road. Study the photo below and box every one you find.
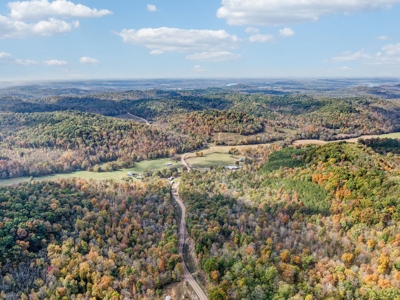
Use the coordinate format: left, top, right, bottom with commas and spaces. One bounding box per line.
172, 182, 208, 300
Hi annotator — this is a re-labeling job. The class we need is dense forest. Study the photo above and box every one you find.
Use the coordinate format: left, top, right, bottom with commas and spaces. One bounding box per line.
0, 178, 182, 299
179, 143, 400, 299
0, 112, 203, 179
167, 110, 263, 138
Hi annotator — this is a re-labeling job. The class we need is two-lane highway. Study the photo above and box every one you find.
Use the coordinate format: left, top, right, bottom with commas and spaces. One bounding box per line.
172, 182, 208, 300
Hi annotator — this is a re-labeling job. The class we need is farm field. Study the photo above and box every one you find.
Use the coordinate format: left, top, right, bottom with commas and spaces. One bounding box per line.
0, 157, 181, 186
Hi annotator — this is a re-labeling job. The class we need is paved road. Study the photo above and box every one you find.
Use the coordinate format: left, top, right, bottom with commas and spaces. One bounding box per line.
172, 182, 208, 300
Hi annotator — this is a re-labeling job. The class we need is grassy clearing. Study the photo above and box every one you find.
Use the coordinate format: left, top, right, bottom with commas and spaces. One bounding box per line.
188, 153, 242, 169
0, 158, 182, 187
211, 132, 244, 144
208, 143, 271, 154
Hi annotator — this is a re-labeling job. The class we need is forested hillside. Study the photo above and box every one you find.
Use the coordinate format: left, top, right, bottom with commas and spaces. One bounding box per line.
2, 92, 400, 144
0, 178, 181, 299
0, 112, 202, 179
179, 143, 400, 299
168, 110, 263, 137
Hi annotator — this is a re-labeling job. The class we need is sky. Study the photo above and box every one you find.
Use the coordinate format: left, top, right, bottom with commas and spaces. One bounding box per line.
1, 0, 400, 81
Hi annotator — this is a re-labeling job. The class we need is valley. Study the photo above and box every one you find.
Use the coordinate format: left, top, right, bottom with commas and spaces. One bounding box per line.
1, 87, 400, 300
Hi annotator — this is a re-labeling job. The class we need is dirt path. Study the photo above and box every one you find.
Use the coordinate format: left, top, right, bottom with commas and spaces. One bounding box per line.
181, 153, 192, 171
126, 112, 150, 125
172, 182, 208, 300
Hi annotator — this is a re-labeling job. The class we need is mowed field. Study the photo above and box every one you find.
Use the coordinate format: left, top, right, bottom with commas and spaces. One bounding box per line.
188, 153, 242, 169
0, 158, 182, 186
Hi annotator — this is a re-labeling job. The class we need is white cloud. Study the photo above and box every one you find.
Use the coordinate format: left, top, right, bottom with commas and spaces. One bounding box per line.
0, 51, 37, 65
0, 16, 79, 39
245, 27, 259, 34
217, 0, 400, 26
330, 49, 371, 62
8, 0, 112, 21
149, 49, 164, 55
186, 51, 241, 62
249, 34, 274, 43
191, 65, 206, 73
376, 35, 389, 40
279, 27, 295, 37
0, 1, 110, 39
147, 4, 157, 12
118, 27, 241, 53
79, 56, 99, 65
44, 59, 68, 66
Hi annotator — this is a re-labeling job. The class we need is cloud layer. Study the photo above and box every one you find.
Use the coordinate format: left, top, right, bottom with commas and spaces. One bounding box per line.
330, 43, 400, 65
217, 0, 400, 26
0, 52, 36, 65
0, 52, 68, 66
118, 27, 241, 53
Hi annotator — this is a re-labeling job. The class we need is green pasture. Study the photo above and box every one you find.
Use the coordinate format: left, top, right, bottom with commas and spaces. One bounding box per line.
0, 158, 181, 186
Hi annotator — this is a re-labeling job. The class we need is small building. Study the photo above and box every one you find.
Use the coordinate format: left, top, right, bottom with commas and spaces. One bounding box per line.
166, 163, 173, 166
165, 296, 171, 300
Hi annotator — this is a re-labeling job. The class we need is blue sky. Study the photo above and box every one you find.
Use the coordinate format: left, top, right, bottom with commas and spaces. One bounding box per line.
0, 0, 400, 81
